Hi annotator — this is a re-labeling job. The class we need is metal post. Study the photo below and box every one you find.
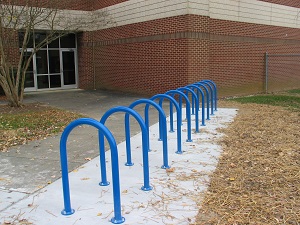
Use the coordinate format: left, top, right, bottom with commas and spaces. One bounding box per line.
265, 52, 268, 94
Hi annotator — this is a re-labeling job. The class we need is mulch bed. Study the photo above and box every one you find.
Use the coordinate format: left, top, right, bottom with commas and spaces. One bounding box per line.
195, 101, 300, 224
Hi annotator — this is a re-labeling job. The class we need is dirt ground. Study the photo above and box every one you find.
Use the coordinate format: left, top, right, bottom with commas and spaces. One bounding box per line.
195, 101, 300, 225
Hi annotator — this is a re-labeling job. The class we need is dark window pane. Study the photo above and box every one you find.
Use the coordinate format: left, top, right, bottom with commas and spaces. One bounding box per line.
50, 75, 61, 88
25, 73, 34, 88
36, 50, 48, 74
63, 51, 76, 85
48, 38, 59, 48
35, 32, 47, 47
63, 71, 76, 85
23, 51, 35, 88
37, 75, 49, 89
19, 32, 34, 48
22, 51, 33, 72
60, 34, 76, 48
48, 50, 60, 73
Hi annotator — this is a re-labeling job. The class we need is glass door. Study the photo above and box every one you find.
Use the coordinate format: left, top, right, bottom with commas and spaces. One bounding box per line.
23, 33, 78, 92
61, 50, 77, 87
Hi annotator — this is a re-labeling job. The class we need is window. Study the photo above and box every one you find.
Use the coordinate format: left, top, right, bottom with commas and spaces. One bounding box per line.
60, 34, 76, 48
19, 31, 78, 91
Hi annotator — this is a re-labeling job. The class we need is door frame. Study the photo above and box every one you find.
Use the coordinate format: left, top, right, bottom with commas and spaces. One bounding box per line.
23, 49, 37, 92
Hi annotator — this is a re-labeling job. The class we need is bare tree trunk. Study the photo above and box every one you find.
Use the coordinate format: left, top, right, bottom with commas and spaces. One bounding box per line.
0, 76, 21, 107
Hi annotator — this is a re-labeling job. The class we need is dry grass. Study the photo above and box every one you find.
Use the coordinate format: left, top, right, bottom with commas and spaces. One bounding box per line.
195, 100, 300, 224
0, 103, 82, 152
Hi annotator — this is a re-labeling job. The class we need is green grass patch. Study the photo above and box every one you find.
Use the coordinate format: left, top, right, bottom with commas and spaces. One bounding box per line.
287, 89, 300, 94
230, 95, 300, 110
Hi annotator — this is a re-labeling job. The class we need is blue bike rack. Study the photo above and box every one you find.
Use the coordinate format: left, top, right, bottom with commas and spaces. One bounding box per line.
100, 106, 152, 191
177, 87, 200, 133
165, 90, 193, 142
194, 82, 210, 120
201, 80, 218, 111
60, 118, 125, 224
128, 99, 170, 169
198, 81, 214, 115
150, 94, 182, 154
185, 85, 206, 126
59, 80, 219, 224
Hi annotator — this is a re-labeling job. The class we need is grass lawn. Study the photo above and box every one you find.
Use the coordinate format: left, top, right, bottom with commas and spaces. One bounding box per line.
229, 90, 300, 111
0, 103, 83, 152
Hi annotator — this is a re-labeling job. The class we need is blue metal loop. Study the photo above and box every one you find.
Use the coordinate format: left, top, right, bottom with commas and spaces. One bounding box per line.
165, 90, 193, 142
201, 80, 218, 111
185, 84, 206, 126
100, 106, 152, 191
60, 118, 125, 224
129, 99, 170, 169
150, 94, 183, 154
198, 81, 214, 115
194, 82, 210, 120
177, 87, 200, 133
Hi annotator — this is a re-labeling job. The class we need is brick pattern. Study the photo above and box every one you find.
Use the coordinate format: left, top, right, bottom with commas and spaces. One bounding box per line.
78, 13, 300, 97
267, 55, 300, 92
0, 29, 24, 95
92, 0, 129, 10
9, 0, 93, 10
210, 18, 300, 40
77, 32, 94, 89
1, 29, 19, 67
93, 15, 208, 41
259, 0, 300, 8
80, 15, 209, 95
92, 39, 189, 95
8, 0, 128, 10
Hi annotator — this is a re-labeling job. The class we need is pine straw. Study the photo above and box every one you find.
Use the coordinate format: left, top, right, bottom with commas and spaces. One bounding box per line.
195, 101, 300, 225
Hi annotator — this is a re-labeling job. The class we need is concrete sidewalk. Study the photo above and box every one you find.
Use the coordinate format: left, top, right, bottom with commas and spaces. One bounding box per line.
0, 89, 237, 225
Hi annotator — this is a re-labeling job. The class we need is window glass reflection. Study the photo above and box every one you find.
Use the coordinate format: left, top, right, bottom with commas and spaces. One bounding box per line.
61, 34, 76, 48
49, 50, 60, 73
37, 75, 49, 89
36, 50, 48, 74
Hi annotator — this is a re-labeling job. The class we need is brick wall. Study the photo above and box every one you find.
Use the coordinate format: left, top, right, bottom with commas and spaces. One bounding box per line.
92, 39, 189, 96
0, 29, 24, 95
78, 12, 300, 97
8, 0, 129, 10
77, 32, 94, 89
259, 0, 300, 8
1, 29, 19, 68
209, 17, 300, 96
9, 0, 93, 10
267, 54, 300, 92
92, 0, 129, 10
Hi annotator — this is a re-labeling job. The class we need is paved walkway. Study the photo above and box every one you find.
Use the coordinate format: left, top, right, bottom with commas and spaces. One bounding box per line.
0, 89, 237, 225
